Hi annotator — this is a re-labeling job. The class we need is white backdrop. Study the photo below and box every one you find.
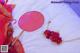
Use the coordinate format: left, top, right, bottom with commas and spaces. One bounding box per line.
8, 0, 80, 53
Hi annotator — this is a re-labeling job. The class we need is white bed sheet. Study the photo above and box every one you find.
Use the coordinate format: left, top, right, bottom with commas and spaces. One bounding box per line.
8, 0, 80, 53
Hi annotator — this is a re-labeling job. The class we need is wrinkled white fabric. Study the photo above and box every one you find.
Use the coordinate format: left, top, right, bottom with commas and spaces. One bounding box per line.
8, 0, 80, 53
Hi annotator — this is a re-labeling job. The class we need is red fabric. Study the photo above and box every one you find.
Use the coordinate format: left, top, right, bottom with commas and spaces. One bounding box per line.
0, 3, 14, 45
3, 4, 15, 13
0, 15, 8, 45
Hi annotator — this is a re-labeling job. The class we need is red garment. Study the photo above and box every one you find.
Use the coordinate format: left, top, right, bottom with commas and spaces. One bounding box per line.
0, 3, 14, 45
